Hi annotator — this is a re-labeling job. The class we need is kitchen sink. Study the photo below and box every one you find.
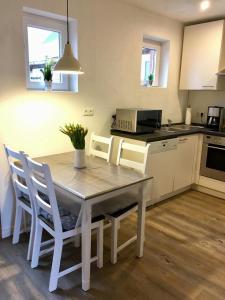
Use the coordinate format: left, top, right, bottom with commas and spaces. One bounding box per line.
160, 127, 188, 132
160, 125, 204, 133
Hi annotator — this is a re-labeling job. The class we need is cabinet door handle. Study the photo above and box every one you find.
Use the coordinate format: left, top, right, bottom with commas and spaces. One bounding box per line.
179, 138, 188, 142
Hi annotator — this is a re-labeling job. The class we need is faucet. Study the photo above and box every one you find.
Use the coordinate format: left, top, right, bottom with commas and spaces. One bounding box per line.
167, 119, 172, 127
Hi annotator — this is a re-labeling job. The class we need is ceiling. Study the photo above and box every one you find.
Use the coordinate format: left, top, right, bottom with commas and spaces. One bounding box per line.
120, 0, 225, 23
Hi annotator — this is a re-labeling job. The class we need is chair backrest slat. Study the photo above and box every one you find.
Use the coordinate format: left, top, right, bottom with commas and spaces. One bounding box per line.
90, 149, 108, 160
117, 140, 150, 174
89, 132, 114, 162
4, 145, 34, 205
10, 162, 25, 178
5, 147, 24, 160
14, 180, 29, 196
36, 194, 52, 214
32, 176, 48, 195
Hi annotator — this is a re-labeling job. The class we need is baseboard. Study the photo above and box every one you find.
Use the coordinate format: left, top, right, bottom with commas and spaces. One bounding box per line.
147, 185, 192, 207
1, 227, 12, 239
0, 225, 30, 240
193, 184, 225, 200
160, 186, 192, 201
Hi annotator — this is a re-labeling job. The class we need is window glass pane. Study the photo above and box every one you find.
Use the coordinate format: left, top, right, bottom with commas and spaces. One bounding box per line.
27, 26, 61, 83
140, 47, 157, 86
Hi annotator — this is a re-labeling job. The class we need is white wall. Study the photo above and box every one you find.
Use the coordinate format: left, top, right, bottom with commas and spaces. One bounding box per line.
0, 0, 185, 237
189, 91, 225, 123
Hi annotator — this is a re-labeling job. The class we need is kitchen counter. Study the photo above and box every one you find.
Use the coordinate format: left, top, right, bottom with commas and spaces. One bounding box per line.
111, 125, 225, 143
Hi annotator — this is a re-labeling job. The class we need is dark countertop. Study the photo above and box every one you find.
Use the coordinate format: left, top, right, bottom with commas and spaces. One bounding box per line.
111, 126, 225, 143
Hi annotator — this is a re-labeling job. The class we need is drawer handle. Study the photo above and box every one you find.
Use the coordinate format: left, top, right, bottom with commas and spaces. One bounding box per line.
202, 85, 214, 88
179, 138, 188, 142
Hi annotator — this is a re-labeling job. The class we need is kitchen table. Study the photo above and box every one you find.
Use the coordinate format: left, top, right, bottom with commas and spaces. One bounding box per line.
35, 152, 152, 291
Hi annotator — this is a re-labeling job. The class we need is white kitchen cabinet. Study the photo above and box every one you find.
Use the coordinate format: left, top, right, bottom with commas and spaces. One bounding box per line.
148, 135, 199, 204
111, 134, 200, 205
180, 20, 225, 90
173, 135, 198, 190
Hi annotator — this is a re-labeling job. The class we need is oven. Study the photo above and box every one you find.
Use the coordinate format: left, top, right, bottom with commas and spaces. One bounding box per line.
200, 135, 225, 182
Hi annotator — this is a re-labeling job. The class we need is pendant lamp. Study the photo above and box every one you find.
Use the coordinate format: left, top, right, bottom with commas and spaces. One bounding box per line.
54, 0, 84, 74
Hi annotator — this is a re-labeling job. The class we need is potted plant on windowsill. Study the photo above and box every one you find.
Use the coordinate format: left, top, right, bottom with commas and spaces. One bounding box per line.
148, 74, 154, 86
41, 61, 53, 91
60, 123, 88, 169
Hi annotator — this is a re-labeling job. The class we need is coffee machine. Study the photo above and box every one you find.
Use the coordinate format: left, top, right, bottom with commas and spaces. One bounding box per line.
207, 106, 224, 131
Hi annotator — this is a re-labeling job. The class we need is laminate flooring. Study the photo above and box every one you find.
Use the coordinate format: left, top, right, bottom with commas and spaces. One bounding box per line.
1, 191, 225, 300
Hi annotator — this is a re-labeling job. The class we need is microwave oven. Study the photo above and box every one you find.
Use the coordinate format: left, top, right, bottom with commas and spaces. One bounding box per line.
115, 108, 162, 133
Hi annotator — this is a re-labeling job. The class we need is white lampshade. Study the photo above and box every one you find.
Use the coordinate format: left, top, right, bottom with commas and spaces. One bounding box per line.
54, 43, 84, 74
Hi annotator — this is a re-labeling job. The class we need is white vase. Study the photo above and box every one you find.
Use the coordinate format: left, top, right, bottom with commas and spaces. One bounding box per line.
44, 80, 52, 91
74, 149, 86, 169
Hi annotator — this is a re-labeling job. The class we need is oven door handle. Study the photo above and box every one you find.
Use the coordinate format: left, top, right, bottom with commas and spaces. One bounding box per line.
207, 145, 225, 151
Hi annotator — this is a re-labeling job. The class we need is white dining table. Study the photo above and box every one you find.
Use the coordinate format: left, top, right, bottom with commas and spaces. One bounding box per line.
35, 152, 152, 291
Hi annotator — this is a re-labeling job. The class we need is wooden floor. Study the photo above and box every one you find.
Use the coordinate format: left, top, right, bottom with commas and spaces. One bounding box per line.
1, 190, 225, 300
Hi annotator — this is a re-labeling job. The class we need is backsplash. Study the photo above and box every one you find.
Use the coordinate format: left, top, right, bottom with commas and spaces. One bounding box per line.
189, 91, 225, 124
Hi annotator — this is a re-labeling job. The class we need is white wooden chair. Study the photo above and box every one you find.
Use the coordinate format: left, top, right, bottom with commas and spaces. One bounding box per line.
105, 140, 150, 264
89, 132, 114, 162
4, 146, 35, 261
26, 157, 104, 292
89, 133, 115, 226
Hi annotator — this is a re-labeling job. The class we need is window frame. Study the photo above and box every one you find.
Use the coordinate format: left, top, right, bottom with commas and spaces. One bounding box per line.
23, 13, 69, 91
141, 40, 161, 87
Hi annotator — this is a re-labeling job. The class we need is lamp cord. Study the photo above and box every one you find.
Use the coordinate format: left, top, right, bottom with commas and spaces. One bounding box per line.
67, 0, 69, 43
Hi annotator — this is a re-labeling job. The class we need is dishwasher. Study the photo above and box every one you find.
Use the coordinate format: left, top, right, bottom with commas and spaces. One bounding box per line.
146, 138, 178, 206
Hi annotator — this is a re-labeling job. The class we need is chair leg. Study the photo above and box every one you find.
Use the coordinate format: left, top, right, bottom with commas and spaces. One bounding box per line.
27, 215, 35, 261
49, 239, 63, 292
74, 235, 81, 248
111, 219, 118, 265
31, 222, 43, 268
23, 210, 28, 233
12, 205, 23, 244
97, 221, 104, 268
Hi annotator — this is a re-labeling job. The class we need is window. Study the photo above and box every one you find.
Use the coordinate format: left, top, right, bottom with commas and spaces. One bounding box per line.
141, 40, 161, 87
27, 26, 61, 84
140, 36, 170, 88
23, 12, 75, 91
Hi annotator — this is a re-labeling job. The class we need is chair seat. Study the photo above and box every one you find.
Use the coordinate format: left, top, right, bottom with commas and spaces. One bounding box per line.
107, 202, 138, 218
39, 208, 105, 232
93, 192, 139, 218
38, 213, 78, 232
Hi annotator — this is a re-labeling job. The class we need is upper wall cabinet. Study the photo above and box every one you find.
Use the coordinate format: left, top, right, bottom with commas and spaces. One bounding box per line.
180, 20, 225, 90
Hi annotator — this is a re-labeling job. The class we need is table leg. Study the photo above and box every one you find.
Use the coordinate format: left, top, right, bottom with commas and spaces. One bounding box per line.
81, 202, 92, 291
137, 183, 146, 257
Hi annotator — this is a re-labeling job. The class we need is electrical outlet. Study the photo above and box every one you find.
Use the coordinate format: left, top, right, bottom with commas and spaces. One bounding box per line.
83, 108, 94, 116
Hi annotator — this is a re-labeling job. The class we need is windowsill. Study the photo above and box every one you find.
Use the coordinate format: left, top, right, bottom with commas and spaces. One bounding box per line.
27, 88, 78, 93
140, 85, 167, 89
